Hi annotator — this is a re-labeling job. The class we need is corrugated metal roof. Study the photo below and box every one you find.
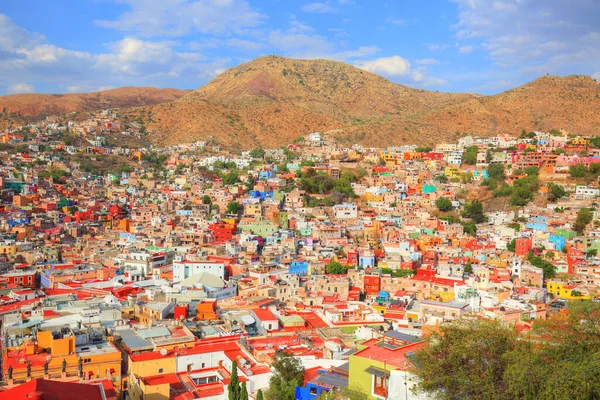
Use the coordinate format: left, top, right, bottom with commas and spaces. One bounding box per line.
315, 373, 348, 388
119, 329, 152, 351
137, 326, 170, 339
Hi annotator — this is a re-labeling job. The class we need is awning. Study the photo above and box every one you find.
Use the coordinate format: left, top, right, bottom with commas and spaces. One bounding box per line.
365, 366, 390, 378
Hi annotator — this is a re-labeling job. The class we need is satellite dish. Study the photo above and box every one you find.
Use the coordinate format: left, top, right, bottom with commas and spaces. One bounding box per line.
160, 348, 167, 356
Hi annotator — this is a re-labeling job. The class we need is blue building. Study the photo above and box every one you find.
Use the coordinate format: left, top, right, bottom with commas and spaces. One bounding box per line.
548, 234, 566, 251
359, 250, 376, 268
258, 170, 274, 180
289, 261, 309, 276
295, 364, 349, 400
525, 223, 547, 232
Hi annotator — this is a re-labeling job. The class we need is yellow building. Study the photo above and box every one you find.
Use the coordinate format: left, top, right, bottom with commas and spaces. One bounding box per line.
4, 326, 121, 385
0, 242, 21, 255
127, 350, 177, 399
572, 137, 590, 146
380, 151, 396, 166
547, 281, 592, 300
444, 167, 461, 180
244, 203, 262, 217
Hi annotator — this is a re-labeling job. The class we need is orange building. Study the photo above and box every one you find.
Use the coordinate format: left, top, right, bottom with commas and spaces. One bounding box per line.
196, 299, 218, 321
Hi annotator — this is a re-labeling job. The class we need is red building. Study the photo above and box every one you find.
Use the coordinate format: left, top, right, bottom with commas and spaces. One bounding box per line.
0, 269, 37, 288
346, 249, 358, 266
363, 275, 381, 297
515, 237, 533, 256
208, 222, 237, 244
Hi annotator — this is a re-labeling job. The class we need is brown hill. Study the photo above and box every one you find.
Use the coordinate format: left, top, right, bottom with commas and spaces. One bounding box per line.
422, 75, 600, 137
140, 55, 479, 149
141, 56, 600, 149
0, 86, 190, 117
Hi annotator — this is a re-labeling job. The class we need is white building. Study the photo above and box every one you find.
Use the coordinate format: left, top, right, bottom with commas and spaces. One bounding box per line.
173, 261, 225, 282
333, 203, 358, 220
575, 186, 599, 199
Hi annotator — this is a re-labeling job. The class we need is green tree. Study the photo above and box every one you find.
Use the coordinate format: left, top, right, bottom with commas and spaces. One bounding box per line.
547, 183, 567, 202
327, 261, 348, 275
462, 146, 478, 165
586, 249, 598, 258
202, 195, 212, 205
435, 196, 453, 212
256, 389, 264, 400
415, 146, 433, 153
226, 201, 242, 215
413, 318, 517, 400
527, 251, 556, 279
573, 208, 593, 235
265, 353, 305, 400
503, 302, 600, 400
462, 221, 477, 236
569, 163, 588, 178
506, 238, 516, 252
228, 360, 240, 400
487, 164, 505, 180
463, 200, 485, 223
464, 259, 473, 275
223, 171, 239, 186
250, 148, 265, 159
240, 381, 248, 400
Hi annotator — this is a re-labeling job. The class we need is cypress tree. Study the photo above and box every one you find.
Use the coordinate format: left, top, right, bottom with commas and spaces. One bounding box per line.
256, 389, 264, 400
240, 381, 249, 400
228, 360, 240, 400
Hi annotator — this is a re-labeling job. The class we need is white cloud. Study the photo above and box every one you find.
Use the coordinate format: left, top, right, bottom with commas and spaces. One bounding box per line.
452, 0, 600, 76
355, 56, 411, 77
7, 83, 35, 94
226, 38, 262, 51
301, 2, 337, 14
355, 55, 448, 88
95, 0, 265, 37
416, 58, 440, 65
593, 72, 600, 81
0, 13, 228, 93
328, 28, 347, 37
459, 45, 473, 54
426, 43, 450, 51
269, 29, 335, 59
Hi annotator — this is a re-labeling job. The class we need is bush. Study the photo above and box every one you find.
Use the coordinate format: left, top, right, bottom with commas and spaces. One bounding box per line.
435, 196, 453, 212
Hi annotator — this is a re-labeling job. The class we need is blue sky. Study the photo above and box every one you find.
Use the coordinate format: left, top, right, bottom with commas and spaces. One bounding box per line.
1, 0, 599, 95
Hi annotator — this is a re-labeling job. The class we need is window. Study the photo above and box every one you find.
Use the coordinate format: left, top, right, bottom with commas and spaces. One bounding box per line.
158, 368, 164, 373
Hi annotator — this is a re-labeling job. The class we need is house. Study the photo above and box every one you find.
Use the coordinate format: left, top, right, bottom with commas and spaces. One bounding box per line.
348, 332, 426, 400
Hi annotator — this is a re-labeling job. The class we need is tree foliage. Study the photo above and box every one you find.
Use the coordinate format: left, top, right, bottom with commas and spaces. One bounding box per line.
573, 208, 593, 235
462, 146, 478, 165
462, 200, 485, 224
228, 360, 240, 400
250, 148, 265, 159
435, 196, 453, 212
265, 353, 305, 400
413, 304, 600, 400
327, 261, 348, 275
526, 250, 556, 279
487, 164, 505, 181
226, 201, 242, 215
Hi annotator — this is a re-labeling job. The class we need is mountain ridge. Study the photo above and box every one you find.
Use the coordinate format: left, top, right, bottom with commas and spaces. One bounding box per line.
2, 56, 600, 148
0, 86, 191, 118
